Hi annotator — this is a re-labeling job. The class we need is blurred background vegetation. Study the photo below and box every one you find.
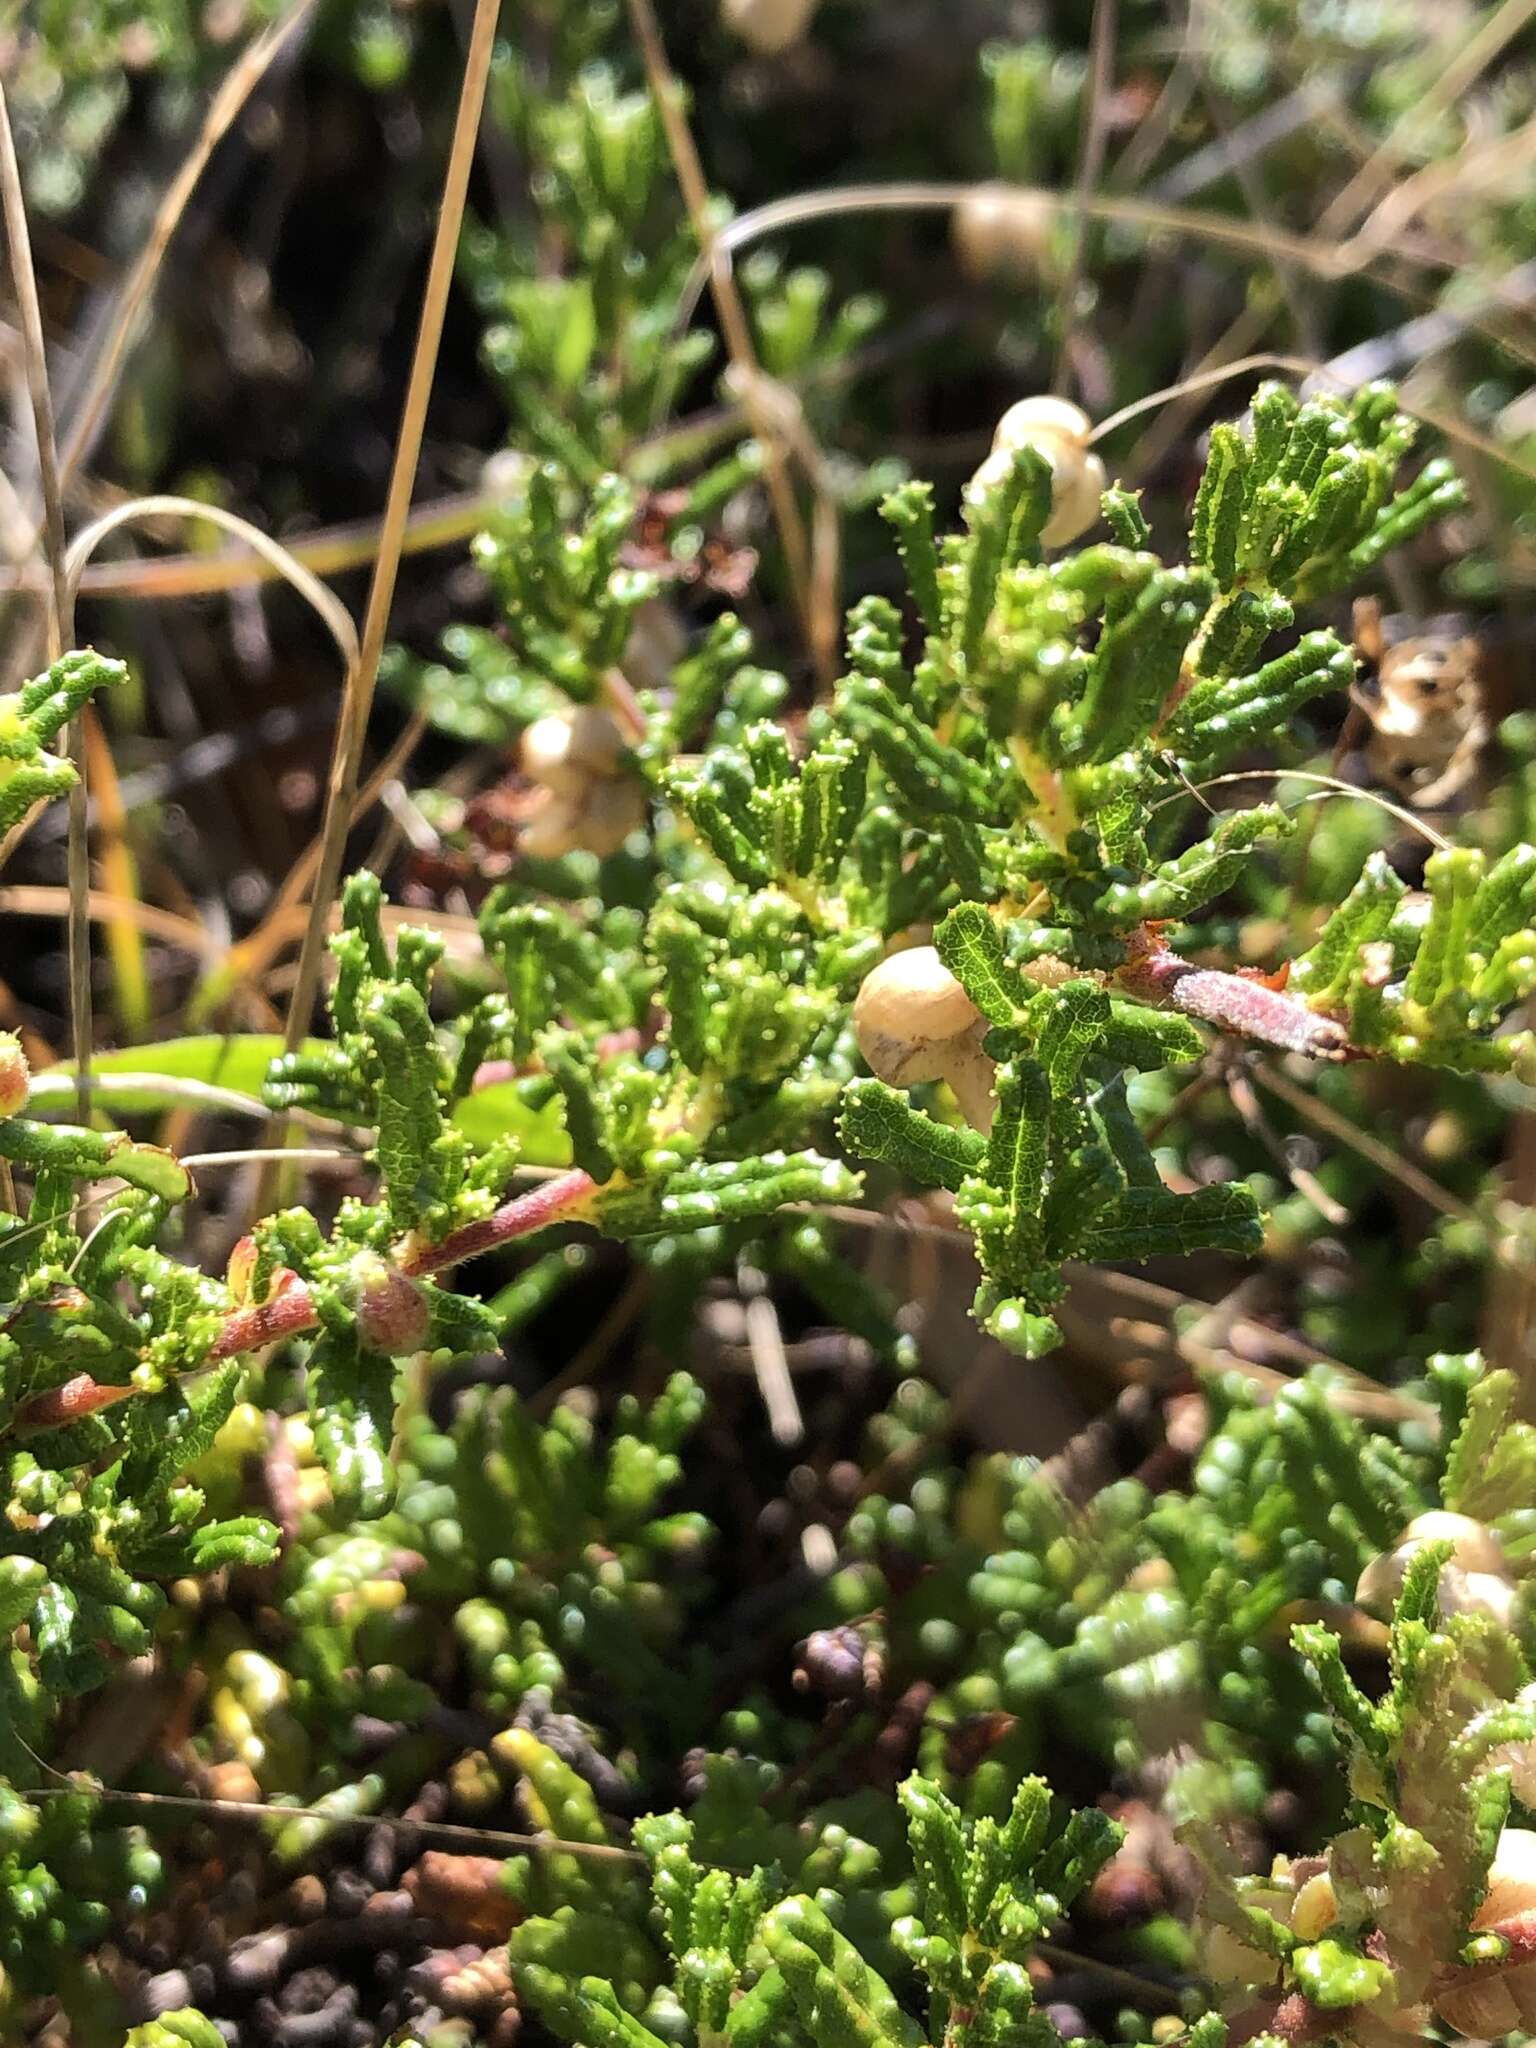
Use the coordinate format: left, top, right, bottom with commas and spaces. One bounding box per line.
5, 0, 1536, 2041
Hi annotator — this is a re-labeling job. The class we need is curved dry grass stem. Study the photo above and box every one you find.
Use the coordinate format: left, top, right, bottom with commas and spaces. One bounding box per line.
680, 180, 1536, 377
24, 1784, 649, 1868
64, 497, 359, 671
0, 79, 91, 1124
1161, 769, 1454, 854
0, 884, 213, 960
177, 1147, 355, 1170
1087, 354, 1320, 441
282, 0, 499, 1078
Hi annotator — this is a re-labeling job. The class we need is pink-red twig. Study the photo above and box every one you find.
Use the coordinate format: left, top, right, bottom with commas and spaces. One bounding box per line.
401, 1168, 596, 1278
1117, 931, 1355, 1060
10, 1168, 599, 1437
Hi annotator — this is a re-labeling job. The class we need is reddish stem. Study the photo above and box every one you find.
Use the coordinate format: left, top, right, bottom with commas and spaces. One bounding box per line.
9, 1168, 599, 1439
13, 1372, 137, 1435
401, 1167, 596, 1279
1117, 933, 1355, 1061
208, 1283, 321, 1362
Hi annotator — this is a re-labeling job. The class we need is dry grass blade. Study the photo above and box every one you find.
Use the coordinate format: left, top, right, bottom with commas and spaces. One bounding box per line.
1226, 1064, 1350, 1227
0, 885, 220, 957
1320, 0, 1536, 236
233, 706, 430, 1004
281, 0, 499, 1074
79, 709, 150, 1036
1053, 0, 1117, 395
0, 499, 363, 1062
0, 78, 91, 1119
1087, 353, 1320, 441
56, 0, 318, 490
1250, 1058, 1480, 1228
622, 0, 817, 666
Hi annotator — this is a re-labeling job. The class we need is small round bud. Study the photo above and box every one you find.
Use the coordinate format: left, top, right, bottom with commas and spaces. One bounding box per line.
520, 704, 643, 859
853, 945, 996, 1131
521, 775, 647, 861
352, 1253, 432, 1356
521, 705, 626, 795
1405, 1510, 1508, 1576
481, 447, 535, 505
720, 0, 819, 54
794, 1623, 882, 1702
953, 184, 1055, 284
576, 773, 647, 855
1356, 1510, 1511, 1618
520, 712, 580, 792
0, 1032, 30, 1118
972, 395, 1107, 548
1439, 1566, 1520, 1630
993, 395, 1096, 451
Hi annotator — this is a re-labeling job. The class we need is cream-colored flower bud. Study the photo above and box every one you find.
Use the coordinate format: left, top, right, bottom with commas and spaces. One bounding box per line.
953, 184, 1055, 284
1438, 1566, 1520, 1630
1406, 1510, 1508, 1575
993, 395, 1096, 452
853, 946, 996, 1132
521, 705, 628, 796
520, 793, 583, 861
721, 0, 819, 53
575, 775, 648, 856
1356, 1510, 1511, 1617
971, 395, 1106, 548
521, 776, 647, 861
1474, 1827, 1536, 1929
1291, 1870, 1339, 1941
1436, 1829, 1536, 2037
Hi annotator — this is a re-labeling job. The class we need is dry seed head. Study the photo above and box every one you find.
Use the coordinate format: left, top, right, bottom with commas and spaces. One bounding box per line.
853, 945, 997, 1131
